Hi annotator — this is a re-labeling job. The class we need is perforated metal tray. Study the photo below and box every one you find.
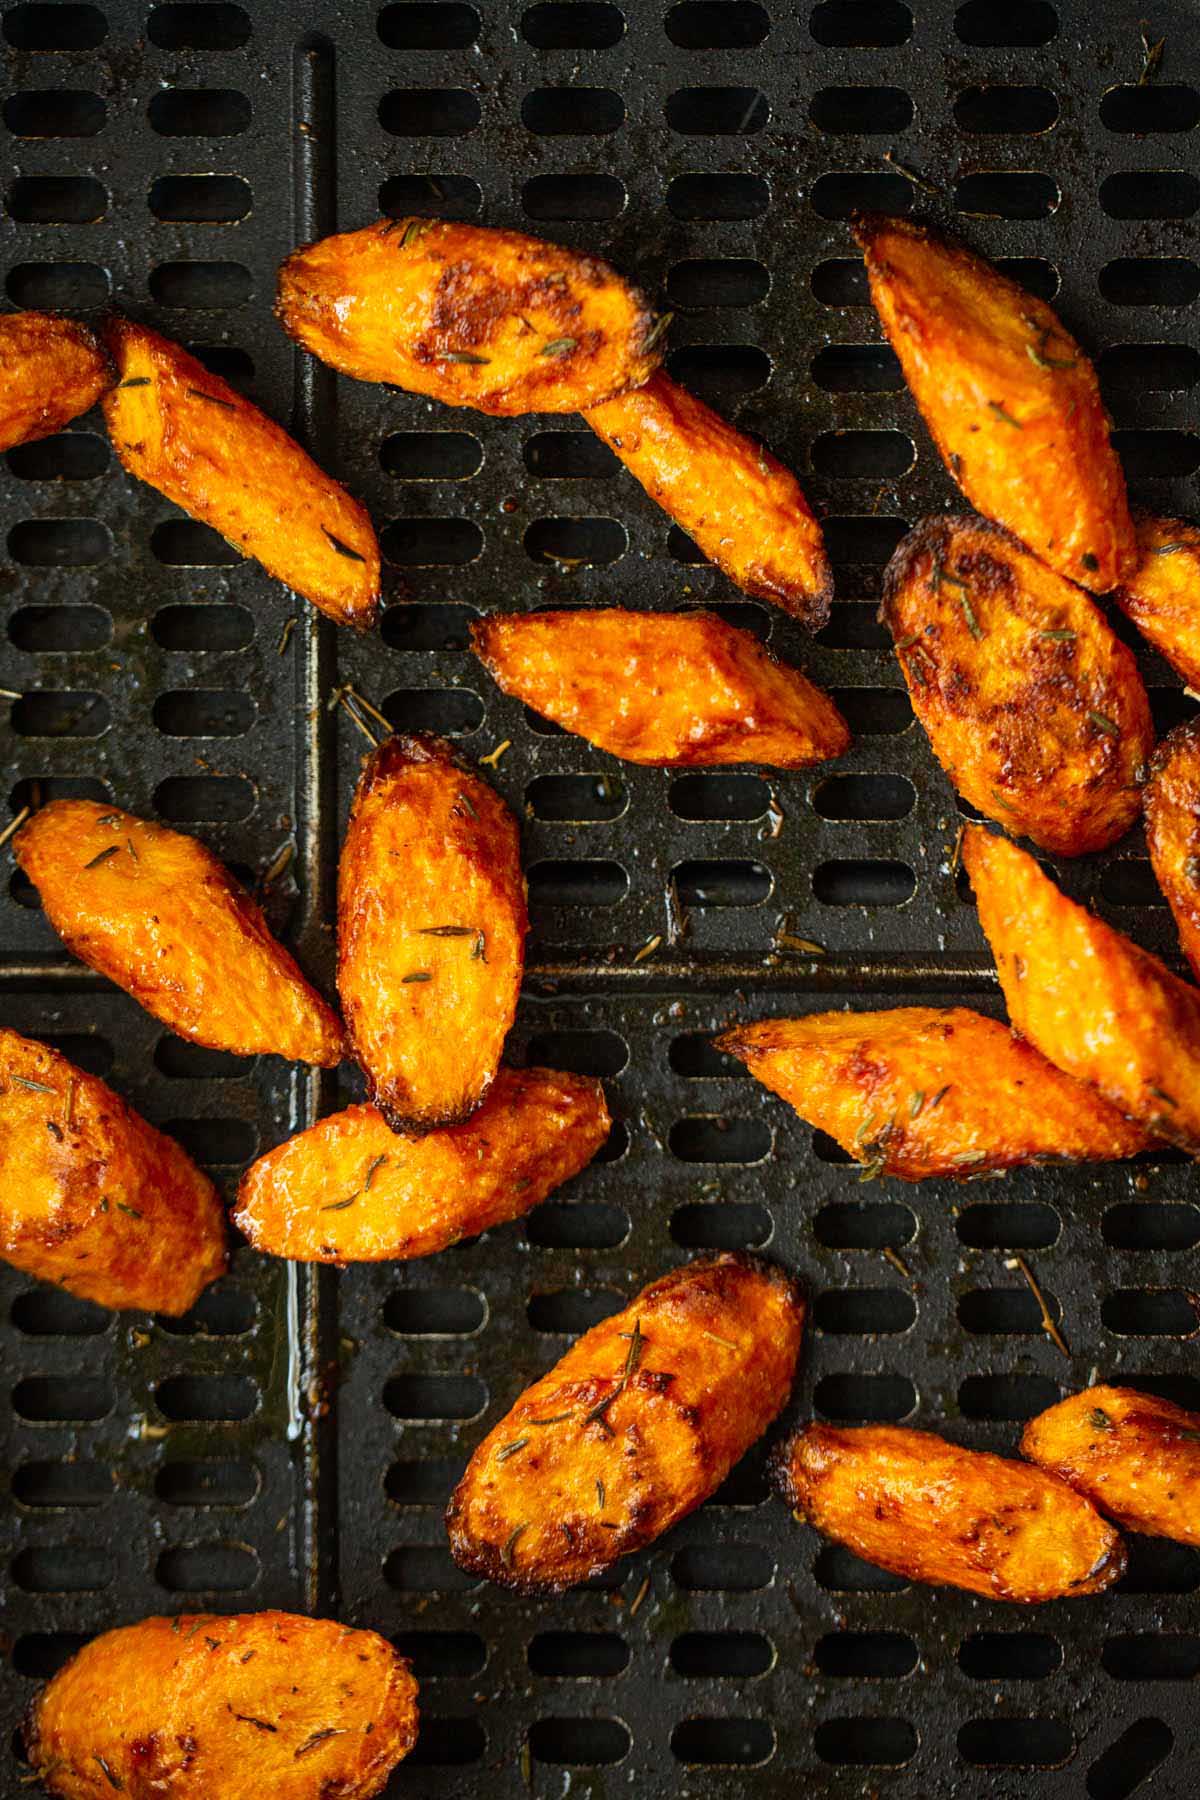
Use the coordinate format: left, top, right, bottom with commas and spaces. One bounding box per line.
2, 1, 1199, 1793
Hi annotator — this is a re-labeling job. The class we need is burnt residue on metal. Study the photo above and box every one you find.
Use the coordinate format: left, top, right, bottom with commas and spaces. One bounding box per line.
3, 3, 1200, 1796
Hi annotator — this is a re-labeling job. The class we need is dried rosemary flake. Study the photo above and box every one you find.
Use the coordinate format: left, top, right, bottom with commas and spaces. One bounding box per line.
117, 375, 152, 388
1089, 710, 1121, 739
363, 1154, 388, 1191
418, 924, 475, 938
538, 337, 577, 357
1150, 541, 1188, 556
278, 616, 297, 655
186, 386, 237, 411
909, 1090, 925, 1119
399, 218, 430, 249
990, 789, 1015, 814
126, 838, 138, 862
455, 791, 479, 820
1139, 24, 1165, 83
987, 400, 1024, 429
496, 1437, 529, 1463
928, 1084, 951, 1111
440, 350, 491, 365
472, 928, 487, 962
857, 1158, 886, 1184
633, 933, 663, 964
960, 594, 984, 639
595, 1479, 606, 1509
894, 633, 922, 651
1147, 1084, 1179, 1108
1025, 329, 1077, 372
116, 1200, 143, 1219
702, 1329, 738, 1351
0, 805, 32, 852
84, 845, 121, 869
854, 1112, 878, 1146
1013, 1252, 1070, 1359
234, 1715, 278, 1734
952, 1150, 988, 1166
629, 1572, 651, 1617
478, 738, 512, 769
94, 1755, 124, 1790
322, 525, 366, 563
401, 970, 433, 984
774, 931, 826, 956
500, 1523, 527, 1569
13, 1075, 55, 1094
295, 1729, 344, 1760
882, 1245, 911, 1280
1090, 1407, 1113, 1432
320, 1193, 358, 1212
882, 149, 940, 195
1039, 628, 1077, 641
641, 312, 673, 353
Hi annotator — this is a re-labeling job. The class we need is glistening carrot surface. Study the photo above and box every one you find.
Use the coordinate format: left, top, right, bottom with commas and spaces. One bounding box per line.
0, 311, 111, 451
1113, 515, 1200, 690
1145, 718, 1200, 981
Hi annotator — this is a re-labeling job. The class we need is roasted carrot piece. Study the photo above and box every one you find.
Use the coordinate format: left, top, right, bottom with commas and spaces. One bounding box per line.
881, 515, 1152, 855
337, 735, 526, 1133
234, 1066, 609, 1262
1023, 1385, 1200, 1547
446, 1253, 804, 1592
716, 1007, 1153, 1180
856, 213, 1136, 592
14, 801, 343, 1066
24, 1612, 418, 1799
103, 317, 379, 628
774, 1423, 1125, 1602
585, 373, 832, 628
471, 608, 850, 768
1145, 718, 1200, 981
0, 311, 112, 450
1112, 515, 1200, 688
0, 1026, 226, 1314
963, 823, 1200, 1150
277, 217, 665, 415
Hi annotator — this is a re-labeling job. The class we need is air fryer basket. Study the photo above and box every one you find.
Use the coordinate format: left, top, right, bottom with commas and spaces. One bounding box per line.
2, 1, 1199, 1792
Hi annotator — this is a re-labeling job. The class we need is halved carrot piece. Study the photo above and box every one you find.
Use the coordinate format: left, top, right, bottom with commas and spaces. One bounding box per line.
1023, 1385, 1200, 1547
337, 735, 526, 1133
0, 1025, 226, 1314
277, 218, 665, 415
0, 311, 111, 451
856, 213, 1136, 592
716, 1007, 1152, 1180
1112, 515, 1200, 688
963, 823, 1200, 1150
234, 1066, 609, 1262
103, 317, 379, 627
882, 514, 1152, 855
471, 608, 850, 768
15, 801, 343, 1066
586, 373, 832, 628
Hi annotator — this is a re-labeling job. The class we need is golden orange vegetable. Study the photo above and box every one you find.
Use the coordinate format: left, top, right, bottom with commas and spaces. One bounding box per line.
964, 823, 1200, 1150
103, 316, 379, 628
716, 1007, 1152, 1180
775, 1423, 1126, 1602
15, 801, 343, 1066
23, 1611, 418, 1800
277, 217, 664, 415
585, 373, 832, 628
1145, 718, 1200, 981
1112, 515, 1200, 688
234, 1066, 609, 1262
1023, 1385, 1200, 1546
0, 311, 112, 450
856, 213, 1136, 592
881, 515, 1152, 855
0, 1025, 225, 1314
446, 1252, 804, 1591
337, 735, 526, 1133
471, 608, 850, 768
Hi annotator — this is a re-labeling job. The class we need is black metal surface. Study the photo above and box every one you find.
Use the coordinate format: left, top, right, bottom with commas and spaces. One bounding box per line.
2, 1, 1199, 1793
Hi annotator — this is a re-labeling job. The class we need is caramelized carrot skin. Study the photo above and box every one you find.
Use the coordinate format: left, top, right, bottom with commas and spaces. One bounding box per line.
882, 515, 1152, 856
1114, 516, 1200, 689
1145, 718, 1200, 980
963, 824, 1200, 1150
775, 1424, 1126, 1602
24, 1612, 419, 1800
716, 1007, 1152, 1180
586, 373, 832, 627
103, 316, 379, 627
0, 1026, 226, 1314
277, 217, 663, 415
0, 312, 112, 450
15, 801, 344, 1065
471, 608, 850, 768
857, 213, 1136, 592
337, 735, 526, 1134
234, 1067, 610, 1262
1023, 1385, 1200, 1546
446, 1253, 804, 1592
